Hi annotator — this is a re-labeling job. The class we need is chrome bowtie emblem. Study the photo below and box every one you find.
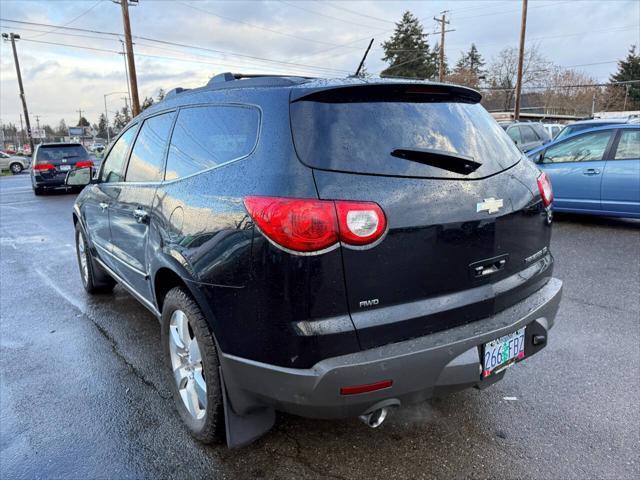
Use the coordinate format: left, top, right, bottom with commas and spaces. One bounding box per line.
477, 197, 504, 214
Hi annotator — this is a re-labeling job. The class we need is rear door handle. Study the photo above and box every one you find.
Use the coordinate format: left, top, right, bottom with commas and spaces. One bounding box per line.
583, 168, 600, 175
133, 208, 149, 223
99, 202, 109, 211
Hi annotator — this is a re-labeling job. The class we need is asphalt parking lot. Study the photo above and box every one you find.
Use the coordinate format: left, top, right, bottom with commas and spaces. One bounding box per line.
1, 172, 638, 480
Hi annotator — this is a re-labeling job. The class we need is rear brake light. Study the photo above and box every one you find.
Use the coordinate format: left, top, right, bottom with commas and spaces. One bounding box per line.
537, 172, 553, 207
340, 379, 393, 395
243, 196, 387, 254
75, 160, 94, 168
33, 163, 55, 171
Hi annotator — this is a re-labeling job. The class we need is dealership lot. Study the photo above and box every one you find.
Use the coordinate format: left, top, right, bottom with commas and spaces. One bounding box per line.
1, 173, 638, 479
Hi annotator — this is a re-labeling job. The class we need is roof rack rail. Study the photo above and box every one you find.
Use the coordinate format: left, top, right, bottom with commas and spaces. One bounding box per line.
206, 72, 315, 87
164, 87, 189, 99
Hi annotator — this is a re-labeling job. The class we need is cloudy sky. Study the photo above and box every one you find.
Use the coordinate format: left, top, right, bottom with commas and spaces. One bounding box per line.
1, 0, 638, 128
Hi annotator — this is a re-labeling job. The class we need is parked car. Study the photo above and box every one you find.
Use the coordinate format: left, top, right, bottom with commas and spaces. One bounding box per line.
527, 124, 640, 218
554, 118, 628, 141
543, 123, 564, 139
67, 74, 563, 447
500, 122, 551, 152
31, 143, 94, 195
0, 150, 30, 174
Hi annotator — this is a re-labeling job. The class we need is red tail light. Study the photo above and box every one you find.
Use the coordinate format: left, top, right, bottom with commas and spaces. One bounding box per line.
75, 160, 94, 168
243, 196, 387, 254
537, 172, 553, 207
33, 163, 55, 171
340, 379, 393, 395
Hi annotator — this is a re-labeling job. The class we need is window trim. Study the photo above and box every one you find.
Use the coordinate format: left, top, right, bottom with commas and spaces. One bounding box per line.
519, 125, 539, 143
162, 102, 262, 184
123, 108, 177, 184
609, 127, 640, 161
542, 129, 616, 164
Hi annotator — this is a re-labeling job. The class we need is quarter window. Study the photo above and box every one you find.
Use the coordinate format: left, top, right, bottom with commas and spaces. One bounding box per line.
507, 127, 521, 144
165, 105, 259, 180
614, 130, 640, 160
101, 127, 137, 183
542, 131, 612, 164
126, 112, 175, 182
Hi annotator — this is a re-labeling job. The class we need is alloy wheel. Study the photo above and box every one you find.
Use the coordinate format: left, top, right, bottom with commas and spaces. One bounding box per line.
168, 309, 207, 420
77, 233, 89, 285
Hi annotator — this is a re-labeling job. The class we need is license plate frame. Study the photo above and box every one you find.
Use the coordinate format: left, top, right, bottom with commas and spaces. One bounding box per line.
59, 165, 71, 171
482, 327, 526, 378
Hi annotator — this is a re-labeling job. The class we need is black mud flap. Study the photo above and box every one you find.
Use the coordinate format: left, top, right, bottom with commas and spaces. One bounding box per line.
220, 368, 275, 448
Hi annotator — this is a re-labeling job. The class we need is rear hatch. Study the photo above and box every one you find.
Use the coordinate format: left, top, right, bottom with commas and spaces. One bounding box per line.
34, 144, 91, 178
290, 83, 553, 349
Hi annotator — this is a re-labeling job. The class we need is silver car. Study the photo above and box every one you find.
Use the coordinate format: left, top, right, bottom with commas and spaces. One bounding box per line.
0, 151, 30, 174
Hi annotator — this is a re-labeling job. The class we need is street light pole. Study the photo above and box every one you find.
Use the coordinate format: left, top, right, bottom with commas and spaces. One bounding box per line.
103, 91, 128, 144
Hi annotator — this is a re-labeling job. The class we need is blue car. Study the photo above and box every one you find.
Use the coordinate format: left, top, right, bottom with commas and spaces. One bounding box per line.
527, 124, 640, 218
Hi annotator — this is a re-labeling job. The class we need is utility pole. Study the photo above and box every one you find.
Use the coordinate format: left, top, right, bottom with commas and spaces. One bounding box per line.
117, 0, 140, 116
354, 39, 374, 77
433, 11, 454, 82
119, 40, 132, 109
77, 109, 84, 125
513, 0, 528, 120
2, 33, 34, 154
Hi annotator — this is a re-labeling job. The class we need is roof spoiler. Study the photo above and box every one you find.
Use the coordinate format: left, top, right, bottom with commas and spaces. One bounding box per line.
290, 83, 482, 104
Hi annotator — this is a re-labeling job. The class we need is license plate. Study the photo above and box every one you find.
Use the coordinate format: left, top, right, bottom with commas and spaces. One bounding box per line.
482, 328, 525, 378
59, 165, 71, 171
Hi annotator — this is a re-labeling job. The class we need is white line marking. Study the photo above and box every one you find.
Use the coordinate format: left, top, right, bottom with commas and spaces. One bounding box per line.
35, 268, 86, 314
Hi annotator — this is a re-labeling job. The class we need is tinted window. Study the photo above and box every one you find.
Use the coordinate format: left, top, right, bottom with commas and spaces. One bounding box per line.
36, 144, 88, 165
614, 129, 640, 160
126, 112, 175, 182
543, 131, 612, 164
165, 106, 259, 180
520, 126, 538, 143
101, 127, 137, 183
291, 100, 521, 179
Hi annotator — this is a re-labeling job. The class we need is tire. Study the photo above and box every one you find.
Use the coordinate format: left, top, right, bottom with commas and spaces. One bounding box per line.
161, 287, 225, 443
33, 186, 44, 196
75, 222, 116, 294
10, 163, 23, 174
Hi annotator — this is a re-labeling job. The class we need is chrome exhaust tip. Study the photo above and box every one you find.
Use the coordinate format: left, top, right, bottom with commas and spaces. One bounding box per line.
359, 407, 389, 428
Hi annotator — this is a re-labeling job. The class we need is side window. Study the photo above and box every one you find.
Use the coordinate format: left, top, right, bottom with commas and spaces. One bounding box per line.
165, 105, 259, 180
520, 126, 539, 143
125, 112, 175, 182
614, 130, 640, 160
101, 127, 137, 183
543, 131, 612, 164
507, 127, 521, 144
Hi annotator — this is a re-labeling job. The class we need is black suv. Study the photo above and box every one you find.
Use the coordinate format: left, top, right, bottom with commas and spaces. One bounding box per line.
32, 143, 93, 195
68, 74, 563, 447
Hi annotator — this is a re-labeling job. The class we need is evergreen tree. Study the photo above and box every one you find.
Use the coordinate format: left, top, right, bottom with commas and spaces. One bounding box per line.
77, 116, 90, 127
141, 96, 155, 111
156, 88, 166, 102
433, 41, 449, 77
455, 43, 485, 75
96, 114, 109, 139
610, 45, 640, 107
112, 111, 126, 132
381, 11, 438, 79
121, 105, 131, 124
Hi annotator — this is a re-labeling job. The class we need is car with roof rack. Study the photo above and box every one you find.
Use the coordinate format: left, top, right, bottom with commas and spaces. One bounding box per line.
66, 73, 563, 447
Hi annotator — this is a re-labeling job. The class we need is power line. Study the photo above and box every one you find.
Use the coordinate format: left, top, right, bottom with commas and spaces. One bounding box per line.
453, 0, 573, 21
3, 36, 120, 54
322, 1, 394, 24
0, 17, 352, 75
178, 1, 361, 49
276, 0, 383, 30
27, 0, 104, 39
0, 24, 121, 42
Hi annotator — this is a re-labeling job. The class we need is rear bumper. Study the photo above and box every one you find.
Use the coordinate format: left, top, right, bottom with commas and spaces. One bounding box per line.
32, 174, 67, 188
220, 277, 563, 419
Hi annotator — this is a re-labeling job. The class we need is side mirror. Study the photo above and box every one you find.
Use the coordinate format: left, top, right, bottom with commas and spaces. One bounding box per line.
66, 167, 94, 187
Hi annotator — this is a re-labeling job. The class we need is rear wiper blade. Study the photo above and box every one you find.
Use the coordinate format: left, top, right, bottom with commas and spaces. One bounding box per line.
390, 147, 481, 175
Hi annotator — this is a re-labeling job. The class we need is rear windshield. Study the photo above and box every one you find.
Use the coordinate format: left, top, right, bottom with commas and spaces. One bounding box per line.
36, 145, 88, 163
291, 99, 522, 179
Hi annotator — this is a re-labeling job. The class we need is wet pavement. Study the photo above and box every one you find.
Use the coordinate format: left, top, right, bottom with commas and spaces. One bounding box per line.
1, 173, 638, 479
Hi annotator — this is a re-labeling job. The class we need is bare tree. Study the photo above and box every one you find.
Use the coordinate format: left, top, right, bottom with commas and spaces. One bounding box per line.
539, 67, 598, 116
486, 45, 551, 110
